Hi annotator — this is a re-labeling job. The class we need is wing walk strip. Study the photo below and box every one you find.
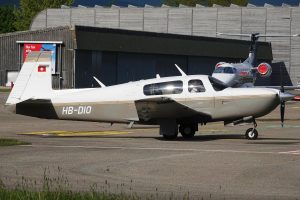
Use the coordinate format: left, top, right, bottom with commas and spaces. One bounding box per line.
20, 145, 300, 155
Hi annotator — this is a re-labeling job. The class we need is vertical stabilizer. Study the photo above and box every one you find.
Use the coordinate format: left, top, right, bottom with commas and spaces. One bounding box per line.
243, 33, 259, 67
6, 51, 53, 105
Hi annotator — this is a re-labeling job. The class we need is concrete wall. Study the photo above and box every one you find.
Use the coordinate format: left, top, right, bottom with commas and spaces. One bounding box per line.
31, 6, 300, 85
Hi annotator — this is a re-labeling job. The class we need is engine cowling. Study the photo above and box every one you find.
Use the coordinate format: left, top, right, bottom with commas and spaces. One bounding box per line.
215, 62, 226, 69
257, 63, 272, 77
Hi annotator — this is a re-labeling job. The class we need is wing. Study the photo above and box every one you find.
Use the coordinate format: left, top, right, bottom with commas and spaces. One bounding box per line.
135, 97, 211, 123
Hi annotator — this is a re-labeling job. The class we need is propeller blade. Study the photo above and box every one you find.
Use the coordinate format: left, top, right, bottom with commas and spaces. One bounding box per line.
217, 32, 252, 37
280, 100, 285, 127
258, 34, 300, 37
217, 32, 300, 38
278, 91, 295, 127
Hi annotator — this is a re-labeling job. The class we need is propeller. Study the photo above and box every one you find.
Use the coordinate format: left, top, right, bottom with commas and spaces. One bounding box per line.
278, 86, 295, 127
278, 65, 295, 127
280, 64, 285, 127
280, 84, 285, 127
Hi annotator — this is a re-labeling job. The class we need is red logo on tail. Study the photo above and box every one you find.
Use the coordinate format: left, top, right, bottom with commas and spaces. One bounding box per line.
38, 65, 47, 72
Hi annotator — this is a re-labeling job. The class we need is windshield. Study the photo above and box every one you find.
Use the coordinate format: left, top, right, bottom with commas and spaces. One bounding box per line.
208, 76, 227, 91
213, 67, 236, 74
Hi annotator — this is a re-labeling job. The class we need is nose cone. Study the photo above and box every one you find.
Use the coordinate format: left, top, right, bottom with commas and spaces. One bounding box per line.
235, 88, 280, 118
279, 92, 295, 101
254, 89, 281, 117
212, 73, 236, 87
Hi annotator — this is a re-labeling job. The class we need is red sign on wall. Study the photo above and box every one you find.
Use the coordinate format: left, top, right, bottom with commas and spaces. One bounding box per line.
38, 65, 47, 72
23, 43, 42, 61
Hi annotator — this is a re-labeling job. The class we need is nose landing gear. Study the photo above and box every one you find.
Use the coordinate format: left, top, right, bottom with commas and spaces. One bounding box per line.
245, 119, 258, 140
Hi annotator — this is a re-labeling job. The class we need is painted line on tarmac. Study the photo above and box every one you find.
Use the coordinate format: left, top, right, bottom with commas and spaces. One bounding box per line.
264, 125, 300, 128
279, 150, 300, 155
20, 130, 130, 137
20, 144, 299, 155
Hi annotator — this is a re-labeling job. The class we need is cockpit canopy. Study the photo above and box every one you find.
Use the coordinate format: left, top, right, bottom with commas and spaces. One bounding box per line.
213, 67, 237, 74
143, 76, 227, 96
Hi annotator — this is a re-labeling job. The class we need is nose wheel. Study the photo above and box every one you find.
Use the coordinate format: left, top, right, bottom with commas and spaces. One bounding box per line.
245, 119, 258, 140
245, 128, 258, 140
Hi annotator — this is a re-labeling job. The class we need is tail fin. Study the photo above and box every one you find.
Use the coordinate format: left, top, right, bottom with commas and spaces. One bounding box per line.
6, 51, 53, 105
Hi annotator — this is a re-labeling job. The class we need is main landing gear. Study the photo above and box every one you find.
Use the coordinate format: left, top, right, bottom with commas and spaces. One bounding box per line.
159, 120, 198, 140
245, 119, 258, 140
179, 124, 197, 138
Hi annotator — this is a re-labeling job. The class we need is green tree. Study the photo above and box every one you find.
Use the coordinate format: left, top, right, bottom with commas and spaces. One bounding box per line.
0, 5, 16, 34
211, 0, 248, 6
14, 0, 73, 31
163, 0, 248, 6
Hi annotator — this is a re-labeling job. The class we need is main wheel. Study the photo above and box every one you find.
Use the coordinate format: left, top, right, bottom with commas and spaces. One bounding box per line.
179, 125, 196, 138
245, 128, 258, 140
162, 133, 178, 140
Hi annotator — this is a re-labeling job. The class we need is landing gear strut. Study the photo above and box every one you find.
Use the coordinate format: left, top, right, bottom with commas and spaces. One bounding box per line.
245, 119, 258, 140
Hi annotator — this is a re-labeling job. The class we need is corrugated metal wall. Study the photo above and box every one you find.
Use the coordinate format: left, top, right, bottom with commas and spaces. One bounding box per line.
30, 6, 300, 85
0, 27, 75, 88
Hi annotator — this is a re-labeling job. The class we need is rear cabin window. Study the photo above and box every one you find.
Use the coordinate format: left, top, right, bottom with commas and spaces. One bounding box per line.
188, 79, 206, 93
144, 81, 183, 96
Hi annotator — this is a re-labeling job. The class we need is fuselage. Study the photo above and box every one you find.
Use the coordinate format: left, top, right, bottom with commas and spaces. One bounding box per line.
15, 75, 281, 125
212, 63, 255, 88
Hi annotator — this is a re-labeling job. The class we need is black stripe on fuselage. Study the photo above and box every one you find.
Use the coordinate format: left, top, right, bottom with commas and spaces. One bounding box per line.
16, 99, 59, 119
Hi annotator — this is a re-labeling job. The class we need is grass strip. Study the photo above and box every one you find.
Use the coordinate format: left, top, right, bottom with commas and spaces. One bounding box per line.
0, 188, 142, 200
0, 138, 31, 146
0, 167, 191, 200
0, 88, 11, 92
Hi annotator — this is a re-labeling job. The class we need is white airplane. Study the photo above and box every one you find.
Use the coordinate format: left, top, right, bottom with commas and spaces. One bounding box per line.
6, 52, 295, 140
212, 33, 300, 88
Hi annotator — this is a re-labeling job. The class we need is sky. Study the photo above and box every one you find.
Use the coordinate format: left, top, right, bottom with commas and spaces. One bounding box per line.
0, 0, 299, 6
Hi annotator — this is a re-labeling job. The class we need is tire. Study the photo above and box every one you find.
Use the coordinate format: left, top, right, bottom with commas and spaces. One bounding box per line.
180, 125, 196, 138
245, 128, 258, 140
162, 133, 178, 140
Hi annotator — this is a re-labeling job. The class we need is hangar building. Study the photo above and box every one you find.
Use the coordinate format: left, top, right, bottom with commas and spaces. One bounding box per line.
1, 4, 299, 88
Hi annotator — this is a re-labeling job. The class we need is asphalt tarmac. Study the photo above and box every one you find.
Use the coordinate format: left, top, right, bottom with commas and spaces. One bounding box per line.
0, 92, 300, 199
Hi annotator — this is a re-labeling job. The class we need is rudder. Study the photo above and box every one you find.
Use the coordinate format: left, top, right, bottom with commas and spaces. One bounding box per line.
6, 51, 53, 105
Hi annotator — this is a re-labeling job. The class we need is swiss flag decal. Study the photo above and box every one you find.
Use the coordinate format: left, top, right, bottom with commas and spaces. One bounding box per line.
38, 65, 47, 72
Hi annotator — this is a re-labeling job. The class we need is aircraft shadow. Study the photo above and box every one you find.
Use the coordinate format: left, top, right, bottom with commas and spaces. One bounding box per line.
34, 134, 300, 144
156, 134, 245, 142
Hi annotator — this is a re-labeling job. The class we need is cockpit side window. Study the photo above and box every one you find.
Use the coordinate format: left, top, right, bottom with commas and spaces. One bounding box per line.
208, 76, 227, 91
188, 79, 206, 93
144, 81, 183, 96
213, 67, 224, 73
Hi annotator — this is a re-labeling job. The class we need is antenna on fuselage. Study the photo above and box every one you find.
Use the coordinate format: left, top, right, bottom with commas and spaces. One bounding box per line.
93, 76, 106, 88
174, 64, 187, 76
